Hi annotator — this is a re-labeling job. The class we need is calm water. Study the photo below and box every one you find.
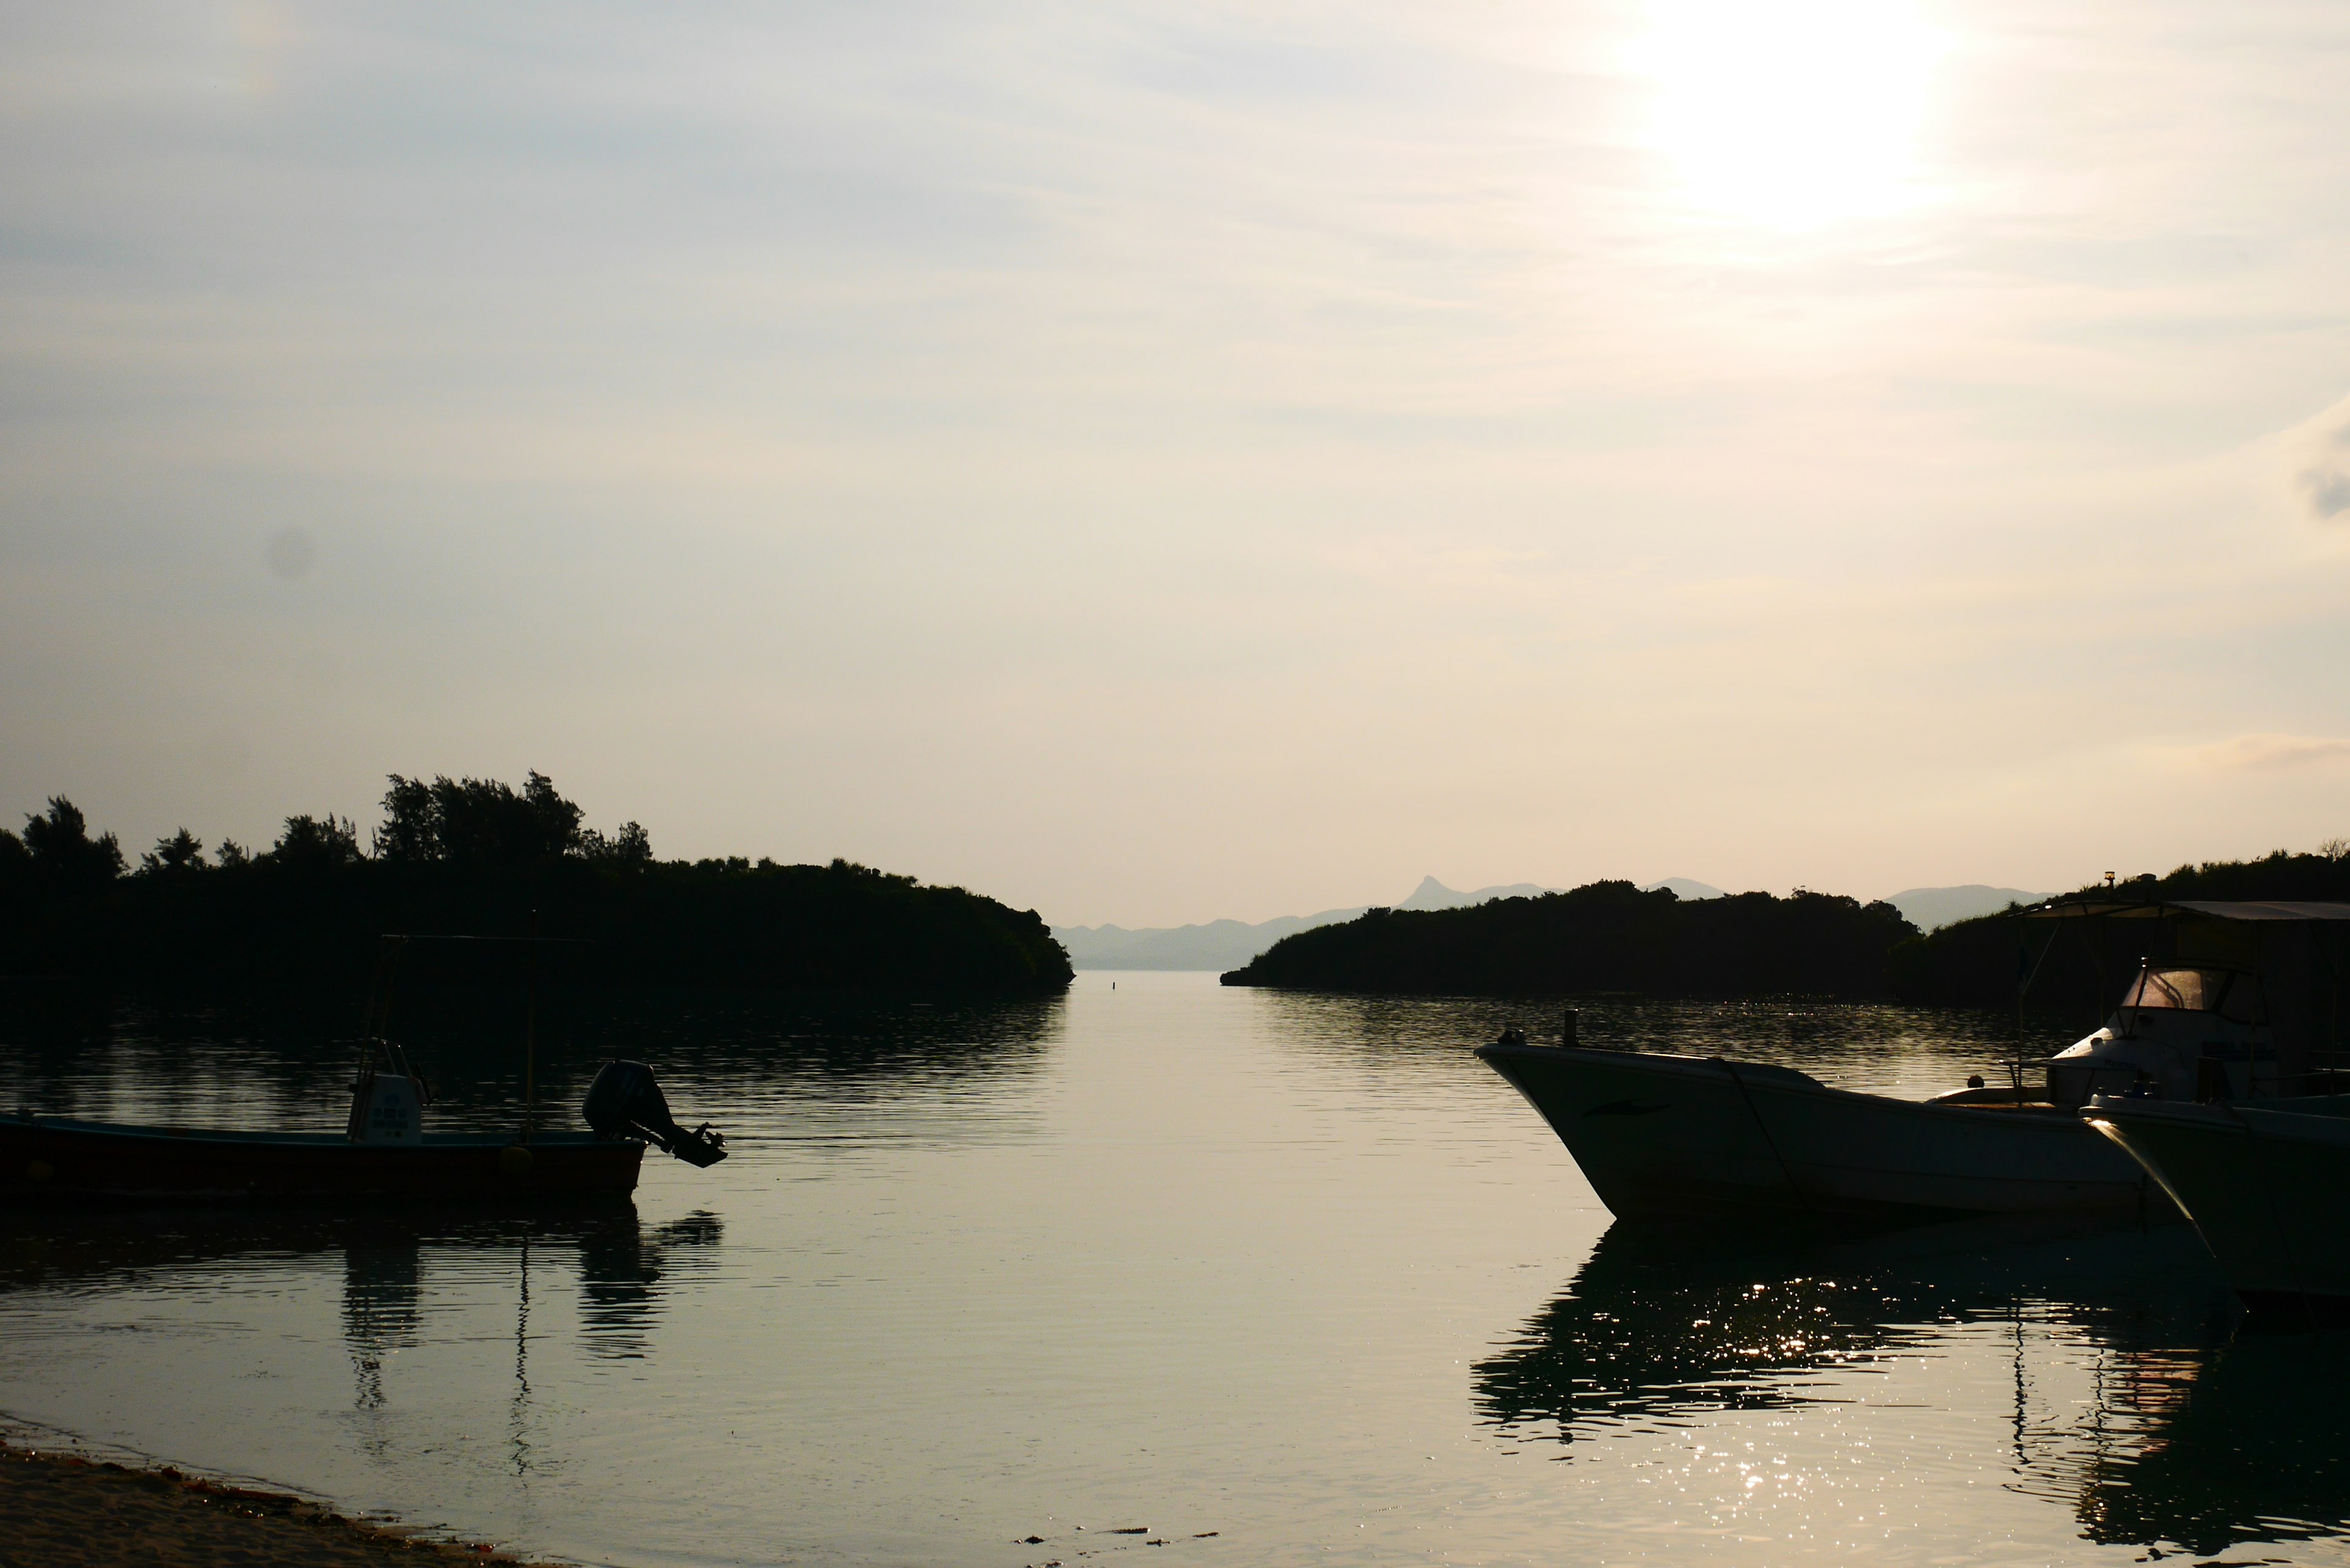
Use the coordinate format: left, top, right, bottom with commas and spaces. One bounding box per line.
4, 973, 2348, 1567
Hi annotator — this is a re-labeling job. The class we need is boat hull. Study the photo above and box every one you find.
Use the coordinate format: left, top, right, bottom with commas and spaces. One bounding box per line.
2084, 1095, 2350, 1320
1477, 1043, 2166, 1225
1, 1114, 645, 1203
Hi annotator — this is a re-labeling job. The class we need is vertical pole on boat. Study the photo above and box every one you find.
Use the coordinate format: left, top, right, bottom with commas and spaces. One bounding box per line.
2014, 919, 2027, 1096
2092, 914, 2107, 1029
522, 909, 539, 1144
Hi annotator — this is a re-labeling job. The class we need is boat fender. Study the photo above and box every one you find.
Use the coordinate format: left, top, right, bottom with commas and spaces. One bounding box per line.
499, 1145, 532, 1178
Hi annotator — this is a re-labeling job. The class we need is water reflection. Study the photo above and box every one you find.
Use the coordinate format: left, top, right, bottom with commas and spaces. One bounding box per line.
342, 1236, 421, 1411
1252, 990, 2091, 1099
1481, 1219, 2228, 1433
2076, 1326, 2350, 1556
1, 1204, 723, 1383
19, 977, 2349, 1567
1474, 1217, 2350, 1557
576, 1210, 723, 1359
0, 988, 1066, 1137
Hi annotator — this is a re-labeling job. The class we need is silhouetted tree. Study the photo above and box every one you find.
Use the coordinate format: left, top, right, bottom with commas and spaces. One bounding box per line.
215, 838, 251, 868
268, 813, 364, 870
140, 829, 207, 875
581, 820, 653, 867
373, 770, 584, 868
373, 776, 436, 862
21, 797, 124, 895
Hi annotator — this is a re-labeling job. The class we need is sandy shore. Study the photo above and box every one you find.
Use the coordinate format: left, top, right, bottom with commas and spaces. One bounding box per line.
0, 1436, 556, 1567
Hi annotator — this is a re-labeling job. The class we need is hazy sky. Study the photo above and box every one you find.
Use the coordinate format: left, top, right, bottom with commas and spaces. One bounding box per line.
5, 0, 2349, 927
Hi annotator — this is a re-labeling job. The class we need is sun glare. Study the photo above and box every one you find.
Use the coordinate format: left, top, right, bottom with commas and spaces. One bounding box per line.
1632, 0, 1944, 229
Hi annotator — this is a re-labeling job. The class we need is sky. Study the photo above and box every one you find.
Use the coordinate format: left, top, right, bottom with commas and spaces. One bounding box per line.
4, 0, 2349, 928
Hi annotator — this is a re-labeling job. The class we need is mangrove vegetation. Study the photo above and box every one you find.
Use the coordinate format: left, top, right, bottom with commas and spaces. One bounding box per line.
1220, 881, 1918, 998
0, 775, 1072, 998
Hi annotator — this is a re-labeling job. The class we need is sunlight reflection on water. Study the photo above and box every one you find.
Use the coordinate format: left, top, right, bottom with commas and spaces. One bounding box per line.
2, 973, 2344, 1567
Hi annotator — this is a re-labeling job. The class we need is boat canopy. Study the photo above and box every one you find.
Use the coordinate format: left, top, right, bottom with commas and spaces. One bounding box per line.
2117, 965, 2264, 1022
2025, 899, 2350, 922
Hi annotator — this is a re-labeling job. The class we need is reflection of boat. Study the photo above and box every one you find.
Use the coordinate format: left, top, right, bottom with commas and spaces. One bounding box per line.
2, 936, 726, 1203
1482, 1217, 2350, 1559
1477, 899, 2350, 1225
1474, 1215, 2229, 1443
2071, 1321, 2350, 1556
0, 1203, 722, 1357
2084, 1094, 2350, 1322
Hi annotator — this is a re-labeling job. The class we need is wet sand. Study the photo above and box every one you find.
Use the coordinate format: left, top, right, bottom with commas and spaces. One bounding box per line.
0, 1437, 553, 1567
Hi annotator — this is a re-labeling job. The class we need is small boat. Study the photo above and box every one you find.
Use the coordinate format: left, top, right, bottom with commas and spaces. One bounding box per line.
1477, 898, 2350, 1226
2, 934, 727, 1204
1, 1055, 726, 1203
2084, 1094, 2350, 1323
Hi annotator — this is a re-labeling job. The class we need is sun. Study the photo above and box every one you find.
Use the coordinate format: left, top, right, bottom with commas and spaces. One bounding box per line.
1631, 0, 1945, 229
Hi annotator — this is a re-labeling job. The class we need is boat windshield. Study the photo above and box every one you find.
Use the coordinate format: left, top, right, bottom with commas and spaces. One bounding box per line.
2118, 966, 2262, 1022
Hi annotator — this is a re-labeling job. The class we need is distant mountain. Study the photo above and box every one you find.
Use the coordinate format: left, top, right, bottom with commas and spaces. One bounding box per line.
1052, 909, 1366, 971
1883, 885, 2049, 933
1396, 875, 1554, 911
1643, 877, 1726, 900
1058, 875, 1564, 971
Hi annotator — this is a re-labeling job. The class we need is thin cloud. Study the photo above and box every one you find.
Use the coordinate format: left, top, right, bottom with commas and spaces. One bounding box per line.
2198, 733, 2350, 771
2282, 392, 2350, 523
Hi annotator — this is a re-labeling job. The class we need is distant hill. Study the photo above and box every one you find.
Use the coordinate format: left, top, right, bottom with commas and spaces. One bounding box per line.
1055, 875, 1751, 970
1397, 875, 1553, 910
1644, 877, 1726, 900
1053, 909, 1365, 972
1882, 885, 2048, 933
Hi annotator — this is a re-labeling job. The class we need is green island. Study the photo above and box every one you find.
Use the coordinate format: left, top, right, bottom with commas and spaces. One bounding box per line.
1220, 881, 1918, 998
0, 774, 1072, 998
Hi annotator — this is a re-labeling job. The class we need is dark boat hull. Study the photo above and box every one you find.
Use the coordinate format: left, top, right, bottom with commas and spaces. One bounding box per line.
1, 1114, 644, 1203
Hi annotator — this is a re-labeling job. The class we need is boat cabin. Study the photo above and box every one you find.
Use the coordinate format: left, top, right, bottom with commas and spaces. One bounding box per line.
2048, 963, 2272, 1107
2027, 898, 2350, 1109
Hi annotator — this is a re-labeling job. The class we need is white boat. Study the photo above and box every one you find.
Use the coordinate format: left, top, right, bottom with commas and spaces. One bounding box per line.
2046, 961, 2278, 1105
1477, 897, 2350, 1225
2084, 1094, 2350, 1322
1477, 1040, 2166, 1224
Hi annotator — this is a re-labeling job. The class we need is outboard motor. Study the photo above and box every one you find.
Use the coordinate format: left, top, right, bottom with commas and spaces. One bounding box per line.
583, 1060, 728, 1167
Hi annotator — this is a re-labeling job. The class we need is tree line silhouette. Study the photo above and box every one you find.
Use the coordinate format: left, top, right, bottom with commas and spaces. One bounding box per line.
0, 775, 1072, 997
1889, 842, 2350, 1017
1217, 843, 2350, 1010
1221, 881, 1919, 998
